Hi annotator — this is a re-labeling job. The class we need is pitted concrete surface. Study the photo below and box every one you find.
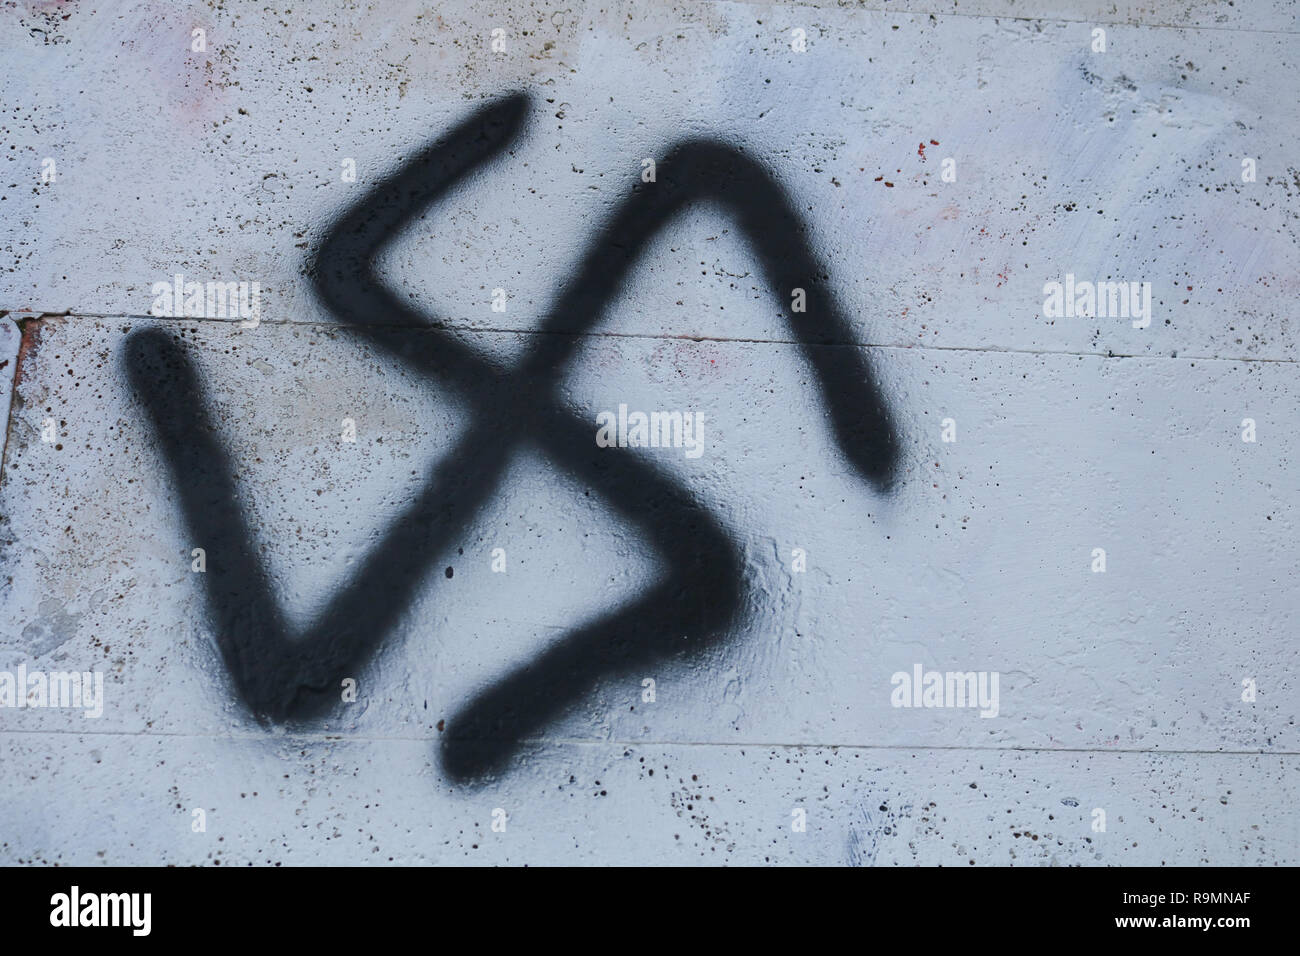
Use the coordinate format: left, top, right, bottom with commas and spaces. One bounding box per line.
0, 0, 1296, 865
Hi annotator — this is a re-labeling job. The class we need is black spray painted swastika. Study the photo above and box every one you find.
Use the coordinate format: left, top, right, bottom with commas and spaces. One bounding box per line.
123, 91, 900, 782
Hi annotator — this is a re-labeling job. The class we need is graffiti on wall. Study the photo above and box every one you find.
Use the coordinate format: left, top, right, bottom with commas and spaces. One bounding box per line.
122, 92, 900, 781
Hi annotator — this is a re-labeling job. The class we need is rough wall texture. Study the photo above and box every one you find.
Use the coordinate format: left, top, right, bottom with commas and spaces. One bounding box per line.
0, 0, 1296, 865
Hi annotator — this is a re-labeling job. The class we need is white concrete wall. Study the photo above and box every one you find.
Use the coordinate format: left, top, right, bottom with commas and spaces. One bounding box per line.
0, 0, 1296, 865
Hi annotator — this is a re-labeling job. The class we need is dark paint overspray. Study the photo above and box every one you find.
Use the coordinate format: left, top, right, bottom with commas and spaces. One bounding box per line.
122, 91, 900, 783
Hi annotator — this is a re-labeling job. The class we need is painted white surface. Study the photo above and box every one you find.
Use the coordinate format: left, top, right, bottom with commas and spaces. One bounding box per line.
0, 0, 1296, 865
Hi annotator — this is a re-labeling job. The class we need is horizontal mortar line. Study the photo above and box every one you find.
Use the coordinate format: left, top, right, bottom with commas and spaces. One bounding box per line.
694, 0, 1300, 37
0, 728, 1294, 758
548, 738, 1300, 758
14, 311, 1299, 366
